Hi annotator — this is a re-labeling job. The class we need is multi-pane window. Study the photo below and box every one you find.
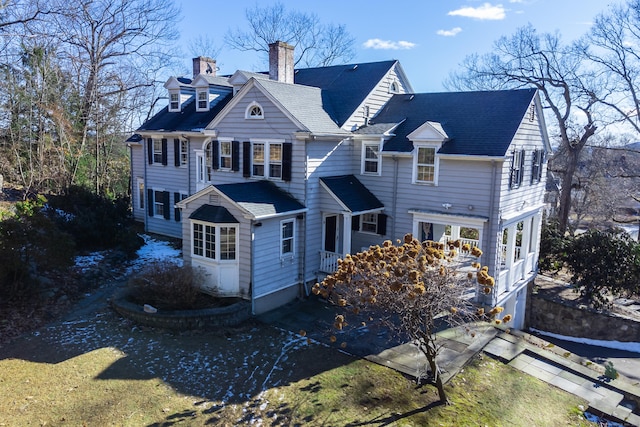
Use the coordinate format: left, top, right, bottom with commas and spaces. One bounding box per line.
197, 90, 208, 110
363, 143, 380, 174
416, 146, 436, 183
192, 222, 237, 261
269, 143, 282, 179
252, 143, 265, 177
137, 178, 144, 209
153, 139, 163, 163
193, 223, 204, 256
531, 149, 543, 184
246, 103, 263, 119
220, 226, 236, 260
170, 92, 179, 111
251, 142, 283, 179
281, 219, 295, 256
153, 190, 165, 217
361, 213, 378, 233
510, 149, 526, 189
180, 140, 188, 166
220, 141, 232, 169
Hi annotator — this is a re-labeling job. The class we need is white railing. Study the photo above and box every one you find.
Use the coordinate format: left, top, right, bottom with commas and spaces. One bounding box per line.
319, 250, 341, 274
499, 244, 522, 268
442, 237, 480, 258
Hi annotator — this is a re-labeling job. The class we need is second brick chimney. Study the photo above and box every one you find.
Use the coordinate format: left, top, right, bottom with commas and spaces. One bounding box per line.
192, 56, 216, 78
268, 41, 294, 84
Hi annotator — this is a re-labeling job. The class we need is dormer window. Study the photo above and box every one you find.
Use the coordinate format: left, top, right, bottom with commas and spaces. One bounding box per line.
245, 102, 264, 119
169, 91, 180, 112
197, 90, 208, 111
413, 145, 440, 185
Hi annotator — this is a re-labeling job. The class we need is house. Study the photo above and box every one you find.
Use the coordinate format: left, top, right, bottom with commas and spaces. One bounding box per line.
127, 42, 550, 325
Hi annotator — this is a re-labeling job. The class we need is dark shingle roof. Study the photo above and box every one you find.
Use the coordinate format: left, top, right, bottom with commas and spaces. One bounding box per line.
137, 92, 232, 132
372, 88, 537, 156
189, 205, 238, 223
215, 181, 305, 218
294, 60, 398, 127
320, 175, 384, 213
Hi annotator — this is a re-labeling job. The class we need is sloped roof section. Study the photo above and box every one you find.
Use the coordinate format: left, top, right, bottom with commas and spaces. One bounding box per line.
215, 181, 305, 219
320, 175, 384, 213
256, 79, 348, 135
189, 205, 238, 223
294, 60, 399, 127
373, 88, 537, 156
138, 91, 232, 132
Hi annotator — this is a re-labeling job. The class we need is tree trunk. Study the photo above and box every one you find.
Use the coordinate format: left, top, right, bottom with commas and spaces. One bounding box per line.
558, 148, 579, 233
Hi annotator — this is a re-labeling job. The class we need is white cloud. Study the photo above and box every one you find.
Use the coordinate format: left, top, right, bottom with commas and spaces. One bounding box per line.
448, 3, 506, 20
362, 38, 417, 50
437, 27, 463, 37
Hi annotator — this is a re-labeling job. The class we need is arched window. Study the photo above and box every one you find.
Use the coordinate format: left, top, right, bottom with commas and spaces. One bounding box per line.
245, 102, 264, 119
389, 80, 399, 94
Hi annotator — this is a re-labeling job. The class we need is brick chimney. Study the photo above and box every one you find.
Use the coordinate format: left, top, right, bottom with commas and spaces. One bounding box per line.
192, 56, 216, 78
268, 41, 294, 84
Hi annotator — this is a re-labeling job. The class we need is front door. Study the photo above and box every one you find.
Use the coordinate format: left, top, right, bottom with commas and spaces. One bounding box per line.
324, 215, 338, 253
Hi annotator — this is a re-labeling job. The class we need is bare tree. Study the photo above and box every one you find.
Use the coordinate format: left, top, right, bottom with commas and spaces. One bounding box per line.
447, 25, 598, 233
313, 235, 506, 404
225, 2, 355, 68
42, 0, 180, 193
581, 0, 640, 134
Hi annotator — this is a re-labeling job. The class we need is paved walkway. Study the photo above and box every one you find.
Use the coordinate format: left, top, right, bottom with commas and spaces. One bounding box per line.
259, 297, 640, 426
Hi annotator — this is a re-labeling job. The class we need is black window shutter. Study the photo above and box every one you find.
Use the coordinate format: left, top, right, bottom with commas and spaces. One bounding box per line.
174, 139, 180, 167
351, 215, 360, 231
212, 141, 219, 170
147, 189, 154, 216
232, 141, 240, 171
509, 151, 516, 189
147, 138, 153, 164
282, 142, 292, 181
161, 138, 168, 166
174, 192, 181, 222
243, 141, 251, 178
163, 191, 170, 220
377, 214, 387, 235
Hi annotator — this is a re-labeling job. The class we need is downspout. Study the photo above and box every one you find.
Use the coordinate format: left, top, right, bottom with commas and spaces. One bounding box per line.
143, 142, 148, 233
392, 154, 399, 240
250, 221, 256, 314
485, 159, 499, 306
301, 137, 309, 296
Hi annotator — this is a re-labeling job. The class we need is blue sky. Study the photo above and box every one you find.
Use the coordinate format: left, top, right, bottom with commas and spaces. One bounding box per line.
175, 0, 611, 92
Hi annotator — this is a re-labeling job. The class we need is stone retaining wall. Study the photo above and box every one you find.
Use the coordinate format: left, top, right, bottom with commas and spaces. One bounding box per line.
111, 291, 252, 330
529, 293, 640, 342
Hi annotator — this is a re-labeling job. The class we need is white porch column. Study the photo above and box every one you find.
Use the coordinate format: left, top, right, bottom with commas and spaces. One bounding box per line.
343, 213, 352, 255
505, 223, 517, 291
530, 212, 542, 266
520, 218, 532, 279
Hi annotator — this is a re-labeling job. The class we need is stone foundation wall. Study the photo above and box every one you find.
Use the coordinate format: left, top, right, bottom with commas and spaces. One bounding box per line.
529, 295, 640, 342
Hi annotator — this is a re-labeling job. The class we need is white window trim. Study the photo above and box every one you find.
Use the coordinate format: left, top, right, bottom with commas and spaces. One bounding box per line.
412, 144, 440, 185
359, 213, 378, 234
219, 139, 233, 171
196, 89, 209, 112
389, 80, 399, 94
191, 220, 239, 262
179, 139, 188, 167
169, 90, 180, 112
245, 101, 264, 120
153, 138, 163, 164
136, 177, 144, 210
250, 139, 284, 180
361, 141, 382, 176
280, 218, 295, 259
152, 188, 165, 219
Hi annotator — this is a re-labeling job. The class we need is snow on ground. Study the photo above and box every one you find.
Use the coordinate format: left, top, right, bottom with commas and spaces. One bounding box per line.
530, 328, 640, 353
74, 234, 182, 274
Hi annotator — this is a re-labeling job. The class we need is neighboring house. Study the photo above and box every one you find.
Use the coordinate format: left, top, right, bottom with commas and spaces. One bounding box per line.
127, 42, 550, 324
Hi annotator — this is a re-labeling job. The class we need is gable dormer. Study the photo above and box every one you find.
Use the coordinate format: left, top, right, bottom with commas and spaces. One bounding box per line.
192, 74, 213, 112
408, 121, 448, 186
164, 77, 192, 112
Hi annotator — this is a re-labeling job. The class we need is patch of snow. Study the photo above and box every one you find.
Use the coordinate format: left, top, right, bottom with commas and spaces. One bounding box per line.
74, 252, 105, 271
530, 328, 640, 353
129, 234, 182, 269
